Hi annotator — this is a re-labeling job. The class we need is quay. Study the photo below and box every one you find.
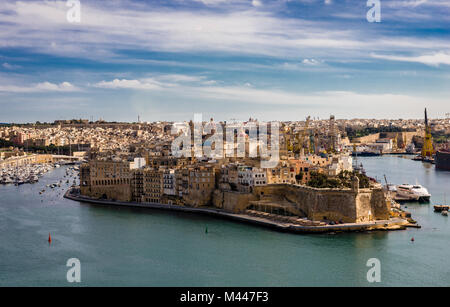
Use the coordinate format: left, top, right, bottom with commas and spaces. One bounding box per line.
64, 188, 417, 234
385, 152, 417, 156
0, 154, 82, 168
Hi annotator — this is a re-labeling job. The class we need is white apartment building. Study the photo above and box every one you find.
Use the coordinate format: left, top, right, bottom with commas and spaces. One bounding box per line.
130, 157, 146, 169
238, 166, 267, 192
327, 155, 353, 177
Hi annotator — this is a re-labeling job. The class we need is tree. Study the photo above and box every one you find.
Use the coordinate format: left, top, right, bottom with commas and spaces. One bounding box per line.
296, 171, 304, 182
307, 170, 371, 189
307, 172, 341, 188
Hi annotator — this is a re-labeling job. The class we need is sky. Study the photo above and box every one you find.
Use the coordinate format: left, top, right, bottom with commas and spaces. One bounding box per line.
0, 0, 449, 123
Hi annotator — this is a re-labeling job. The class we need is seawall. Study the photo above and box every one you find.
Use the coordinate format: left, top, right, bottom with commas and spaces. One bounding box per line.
64, 188, 411, 234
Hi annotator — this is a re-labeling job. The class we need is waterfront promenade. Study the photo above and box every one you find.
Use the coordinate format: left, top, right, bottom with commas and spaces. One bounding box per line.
64, 188, 413, 234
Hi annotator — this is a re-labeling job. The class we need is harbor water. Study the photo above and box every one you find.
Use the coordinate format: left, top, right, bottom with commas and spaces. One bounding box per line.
1, 156, 450, 286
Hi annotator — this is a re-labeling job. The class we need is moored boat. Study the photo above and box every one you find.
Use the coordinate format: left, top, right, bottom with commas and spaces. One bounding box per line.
395, 184, 431, 202
434, 205, 449, 212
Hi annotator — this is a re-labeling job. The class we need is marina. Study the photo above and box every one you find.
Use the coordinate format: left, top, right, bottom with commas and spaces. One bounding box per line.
0, 163, 79, 186
0, 163, 54, 185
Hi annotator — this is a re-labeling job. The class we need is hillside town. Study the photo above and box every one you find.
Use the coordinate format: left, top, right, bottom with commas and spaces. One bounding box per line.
1, 114, 449, 232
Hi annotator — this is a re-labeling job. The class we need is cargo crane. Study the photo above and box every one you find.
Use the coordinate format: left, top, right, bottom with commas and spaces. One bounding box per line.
421, 108, 434, 159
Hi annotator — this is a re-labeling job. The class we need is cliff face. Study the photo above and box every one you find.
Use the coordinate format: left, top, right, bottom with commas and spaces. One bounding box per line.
216, 184, 391, 224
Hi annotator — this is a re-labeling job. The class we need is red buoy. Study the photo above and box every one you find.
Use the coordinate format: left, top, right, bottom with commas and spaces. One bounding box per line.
48, 233, 52, 244
411, 237, 415, 242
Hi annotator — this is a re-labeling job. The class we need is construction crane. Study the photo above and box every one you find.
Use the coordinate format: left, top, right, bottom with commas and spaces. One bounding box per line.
421, 108, 434, 158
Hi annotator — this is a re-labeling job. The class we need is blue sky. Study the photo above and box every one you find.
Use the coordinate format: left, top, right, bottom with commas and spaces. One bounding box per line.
0, 0, 449, 123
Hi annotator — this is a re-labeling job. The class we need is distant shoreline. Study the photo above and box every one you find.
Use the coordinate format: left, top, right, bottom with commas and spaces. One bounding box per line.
64, 188, 414, 234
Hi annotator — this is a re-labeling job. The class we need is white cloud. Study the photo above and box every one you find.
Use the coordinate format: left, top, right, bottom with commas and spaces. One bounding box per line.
385, 0, 450, 8
279, 59, 327, 71
89, 74, 447, 117
92, 73, 214, 90
140, 83, 444, 119
171, 85, 447, 119
97, 75, 444, 114
93, 79, 162, 90
302, 58, 321, 65
2, 62, 21, 70
156, 74, 206, 83
371, 52, 450, 66
1, 0, 448, 62
386, 0, 428, 8
35, 81, 77, 91
252, 0, 262, 7
190, 86, 424, 107
0, 81, 79, 93
194, 0, 228, 5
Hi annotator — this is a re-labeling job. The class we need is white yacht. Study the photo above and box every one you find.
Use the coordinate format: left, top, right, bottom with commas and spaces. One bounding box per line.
396, 184, 431, 202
